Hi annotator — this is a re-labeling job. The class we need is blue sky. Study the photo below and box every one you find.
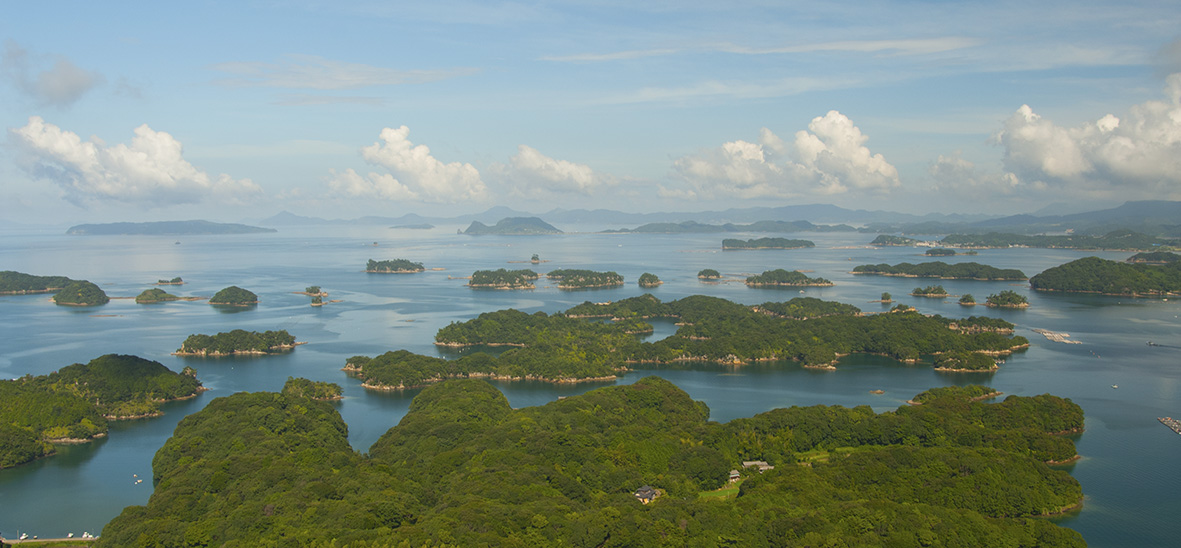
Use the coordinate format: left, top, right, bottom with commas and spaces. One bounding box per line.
2, 1, 1180, 224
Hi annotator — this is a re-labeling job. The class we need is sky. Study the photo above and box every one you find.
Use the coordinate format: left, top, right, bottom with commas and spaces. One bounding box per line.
2, 1, 1181, 225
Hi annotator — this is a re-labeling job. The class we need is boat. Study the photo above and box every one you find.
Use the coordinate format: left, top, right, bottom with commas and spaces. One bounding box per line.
1159, 417, 1181, 435
1112, 384, 1118, 389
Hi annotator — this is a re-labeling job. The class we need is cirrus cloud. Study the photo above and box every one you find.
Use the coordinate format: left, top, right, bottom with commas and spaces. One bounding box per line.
671, 110, 899, 199
10, 116, 261, 206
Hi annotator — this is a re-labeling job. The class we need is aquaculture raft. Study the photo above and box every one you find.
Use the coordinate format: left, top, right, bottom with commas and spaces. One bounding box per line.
1158, 417, 1181, 435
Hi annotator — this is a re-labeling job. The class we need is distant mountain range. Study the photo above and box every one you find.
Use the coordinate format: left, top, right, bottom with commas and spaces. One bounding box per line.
66, 220, 276, 236
256, 200, 1181, 237
462, 217, 562, 235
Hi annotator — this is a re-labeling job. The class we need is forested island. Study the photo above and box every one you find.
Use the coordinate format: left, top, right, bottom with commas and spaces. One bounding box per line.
852, 261, 1026, 280
638, 272, 662, 287
722, 237, 815, 250
366, 258, 425, 273
745, 269, 833, 287
1029, 256, 1181, 297
176, 329, 299, 356
933, 350, 1000, 371
96, 378, 1085, 546
66, 220, 276, 235
462, 216, 562, 235
347, 295, 1029, 390
546, 269, 624, 289
911, 285, 949, 297
698, 268, 721, 280
606, 219, 855, 233
52, 280, 110, 306
0, 354, 203, 468
926, 247, 976, 256
208, 286, 258, 305
0, 271, 74, 294
280, 377, 342, 401
870, 234, 919, 246
156, 276, 184, 285
135, 288, 182, 303
468, 268, 539, 289
986, 290, 1030, 308
940, 230, 1178, 250
1126, 251, 1180, 263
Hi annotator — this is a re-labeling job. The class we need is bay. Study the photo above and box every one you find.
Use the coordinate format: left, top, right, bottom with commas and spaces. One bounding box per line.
0, 225, 1178, 545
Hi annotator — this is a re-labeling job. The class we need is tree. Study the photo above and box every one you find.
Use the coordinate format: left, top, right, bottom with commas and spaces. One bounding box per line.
881, 292, 892, 302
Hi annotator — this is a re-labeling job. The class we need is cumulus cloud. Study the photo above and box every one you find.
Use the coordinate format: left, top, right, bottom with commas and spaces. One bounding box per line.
329, 126, 487, 203
10, 116, 261, 206
995, 74, 1181, 199
671, 111, 899, 199
929, 152, 1021, 198
1, 41, 104, 107
489, 145, 618, 196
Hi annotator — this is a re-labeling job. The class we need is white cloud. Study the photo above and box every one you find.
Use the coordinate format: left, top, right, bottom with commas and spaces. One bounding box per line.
995, 74, 1181, 199
672, 110, 899, 199
490, 145, 618, 196
541, 48, 678, 62
929, 152, 1021, 198
211, 55, 476, 90
11, 116, 261, 206
1, 42, 104, 107
718, 37, 980, 56
329, 126, 487, 203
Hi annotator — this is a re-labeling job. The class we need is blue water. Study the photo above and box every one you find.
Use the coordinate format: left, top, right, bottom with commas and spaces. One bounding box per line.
0, 225, 1178, 545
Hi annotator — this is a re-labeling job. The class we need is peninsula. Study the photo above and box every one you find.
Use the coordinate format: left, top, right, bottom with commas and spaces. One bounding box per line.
0, 271, 74, 294
97, 378, 1084, 546
1030, 256, 1181, 296
66, 220, 276, 235
0, 354, 203, 468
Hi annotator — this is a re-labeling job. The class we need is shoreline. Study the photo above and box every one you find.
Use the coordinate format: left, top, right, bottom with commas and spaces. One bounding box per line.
851, 272, 1025, 281
173, 342, 306, 356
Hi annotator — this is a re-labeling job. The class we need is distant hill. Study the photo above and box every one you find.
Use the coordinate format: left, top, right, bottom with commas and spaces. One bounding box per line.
608, 220, 856, 233
67, 220, 276, 236
463, 217, 562, 235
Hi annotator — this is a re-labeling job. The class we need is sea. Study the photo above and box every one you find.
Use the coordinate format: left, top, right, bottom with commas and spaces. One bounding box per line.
0, 224, 1178, 545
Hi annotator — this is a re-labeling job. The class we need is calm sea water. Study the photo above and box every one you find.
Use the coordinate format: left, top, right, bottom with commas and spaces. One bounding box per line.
1, 225, 1178, 545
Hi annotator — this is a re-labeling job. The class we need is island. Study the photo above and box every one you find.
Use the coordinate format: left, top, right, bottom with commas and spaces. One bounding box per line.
52, 280, 110, 306
175, 329, 300, 356
959, 293, 977, 305
156, 276, 184, 285
366, 258, 426, 273
745, 269, 833, 287
852, 261, 1026, 280
462, 216, 562, 235
66, 220, 276, 235
135, 288, 182, 303
698, 268, 721, 280
281, 377, 342, 401
1126, 251, 1180, 264
722, 237, 815, 250
911, 285, 949, 297
467, 268, 539, 289
0, 354, 203, 468
939, 229, 1179, 251
1030, 256, 1181, 296
986, 290, 1030, 308
208, 285, 258, 306
870, 234, 919, 246
606, 220, 856, 233
546, 269, 624, 289
638, 272, 662, 287
97, 378, 1085, 546
933, 350, 999, 372
0, 271, 74, 294
925, 248, 955, 256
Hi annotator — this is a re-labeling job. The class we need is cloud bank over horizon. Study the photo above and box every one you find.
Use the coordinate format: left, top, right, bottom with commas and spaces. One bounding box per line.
11, 116, 261, 207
